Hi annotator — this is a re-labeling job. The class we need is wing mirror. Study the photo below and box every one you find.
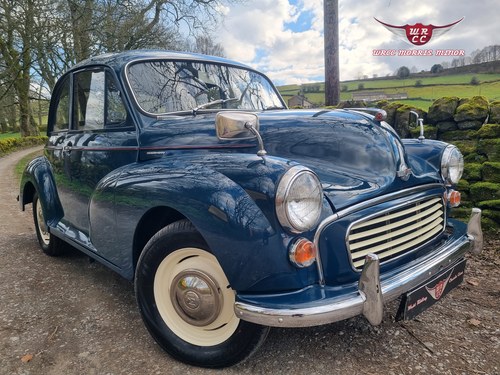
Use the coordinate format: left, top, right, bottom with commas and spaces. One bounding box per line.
216, 112, 267, 156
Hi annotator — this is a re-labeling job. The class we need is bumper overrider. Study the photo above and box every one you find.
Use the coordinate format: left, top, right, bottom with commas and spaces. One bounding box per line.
234, 208, 483, 328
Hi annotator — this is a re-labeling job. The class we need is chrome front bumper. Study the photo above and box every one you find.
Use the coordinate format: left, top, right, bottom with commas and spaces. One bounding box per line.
234, 208, 483, 328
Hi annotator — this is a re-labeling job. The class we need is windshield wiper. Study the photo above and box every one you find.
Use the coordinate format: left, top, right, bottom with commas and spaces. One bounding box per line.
263, 105, 286, 111
192, 97, 238, 115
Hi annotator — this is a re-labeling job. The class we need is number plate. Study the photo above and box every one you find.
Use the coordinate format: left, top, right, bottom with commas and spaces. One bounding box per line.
397, 258, 466, 321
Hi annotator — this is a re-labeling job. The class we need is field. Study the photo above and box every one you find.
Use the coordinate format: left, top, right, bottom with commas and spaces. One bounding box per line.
279, 73, 500, 110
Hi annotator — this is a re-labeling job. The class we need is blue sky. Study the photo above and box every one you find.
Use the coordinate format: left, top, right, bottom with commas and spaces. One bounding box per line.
216, 0, 499, 85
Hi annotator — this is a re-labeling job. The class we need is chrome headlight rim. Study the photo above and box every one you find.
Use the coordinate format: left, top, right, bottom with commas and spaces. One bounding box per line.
275, 166, 323, 234
441, 144, 464, 185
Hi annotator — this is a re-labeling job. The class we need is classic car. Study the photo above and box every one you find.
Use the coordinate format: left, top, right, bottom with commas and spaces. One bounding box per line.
19, 50, 483, 368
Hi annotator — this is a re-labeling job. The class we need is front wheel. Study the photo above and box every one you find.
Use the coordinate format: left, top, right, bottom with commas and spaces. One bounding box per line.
135, 220, 269, 368
32, 192, 66, 256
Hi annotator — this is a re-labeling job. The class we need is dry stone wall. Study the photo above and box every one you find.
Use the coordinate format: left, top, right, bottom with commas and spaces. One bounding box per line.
378, 97, 500, 232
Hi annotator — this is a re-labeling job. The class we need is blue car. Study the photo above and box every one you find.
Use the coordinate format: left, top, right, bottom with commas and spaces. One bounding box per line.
19, 50, 483, 368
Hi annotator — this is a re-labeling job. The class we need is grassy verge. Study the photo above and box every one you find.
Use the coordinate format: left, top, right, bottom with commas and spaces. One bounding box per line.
0, 132, 21, 140
15, 149, 45, 181
0, 136, 47, 157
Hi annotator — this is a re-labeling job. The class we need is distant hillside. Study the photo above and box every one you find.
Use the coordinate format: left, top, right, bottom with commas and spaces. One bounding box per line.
278, 62, 500, 111
412, 60, 500, 77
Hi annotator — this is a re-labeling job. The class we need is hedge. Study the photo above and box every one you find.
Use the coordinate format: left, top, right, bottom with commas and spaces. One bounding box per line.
0, 136, 47, 157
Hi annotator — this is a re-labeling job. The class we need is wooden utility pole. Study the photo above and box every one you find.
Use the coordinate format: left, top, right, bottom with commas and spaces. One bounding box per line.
324, 0, 340, 106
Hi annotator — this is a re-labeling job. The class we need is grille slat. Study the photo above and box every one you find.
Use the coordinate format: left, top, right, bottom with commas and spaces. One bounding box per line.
350, 197, 441, 231
347, 196, 445, 270
349, 211, 443, 251
348, 204, 442, 241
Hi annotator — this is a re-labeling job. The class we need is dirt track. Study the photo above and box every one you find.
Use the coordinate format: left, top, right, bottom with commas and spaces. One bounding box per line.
0, 148, 499, 375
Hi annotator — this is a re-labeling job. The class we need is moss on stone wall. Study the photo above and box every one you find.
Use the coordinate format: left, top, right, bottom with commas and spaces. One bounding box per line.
489, 100, 500, 124
477, 124, 500, 138
482, 162, 500, 183
477, 139, 500, 162
383, 95, 499, 231
440, 129, 478, 141
453, 140, 478, 155
409, 125, 437, 139
454, 96, 489, 126
428, 96, 459, 124
463, 163, 482, 181
469, 182, 500, 201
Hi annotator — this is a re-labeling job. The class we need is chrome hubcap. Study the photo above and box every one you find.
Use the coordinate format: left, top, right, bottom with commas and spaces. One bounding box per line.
171, 269, 222, 326
36, 202, 50, 245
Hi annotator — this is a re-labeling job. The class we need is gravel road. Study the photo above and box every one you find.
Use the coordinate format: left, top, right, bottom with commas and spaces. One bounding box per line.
1, 148, 499, 375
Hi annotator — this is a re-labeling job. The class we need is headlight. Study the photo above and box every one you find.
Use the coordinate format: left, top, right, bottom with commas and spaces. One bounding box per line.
276, 166, 323, 233
441, 145, 464, 185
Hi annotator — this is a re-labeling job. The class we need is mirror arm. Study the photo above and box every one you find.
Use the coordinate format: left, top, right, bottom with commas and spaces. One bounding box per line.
410, 111, 425, 142
245, 122, 267, 157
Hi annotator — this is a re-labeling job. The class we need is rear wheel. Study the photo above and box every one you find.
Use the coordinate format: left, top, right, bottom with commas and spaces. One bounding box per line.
32, 192, 66, 256
135, 220, 269, 368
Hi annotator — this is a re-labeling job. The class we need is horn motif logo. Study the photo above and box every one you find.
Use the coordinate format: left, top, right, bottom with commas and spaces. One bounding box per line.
374, 18, 464, 46
425, 273, 453, 300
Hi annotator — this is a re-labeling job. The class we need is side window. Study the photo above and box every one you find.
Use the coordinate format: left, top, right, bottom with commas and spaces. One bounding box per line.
53, 77, 70, 132
74, 70, 105, 130
106, 72, 128, 126
73, 69, 128, 131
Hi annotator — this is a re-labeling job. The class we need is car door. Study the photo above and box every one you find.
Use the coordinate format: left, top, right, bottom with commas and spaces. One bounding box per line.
47, 67, 138, 250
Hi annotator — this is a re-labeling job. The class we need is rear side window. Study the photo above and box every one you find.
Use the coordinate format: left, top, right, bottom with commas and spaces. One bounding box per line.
73, 69, 128, 131
74, 70, 105, 130
53, 77, 70, 132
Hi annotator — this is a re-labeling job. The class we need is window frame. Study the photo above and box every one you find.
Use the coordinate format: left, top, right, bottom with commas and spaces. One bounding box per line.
48, 66, 134, 135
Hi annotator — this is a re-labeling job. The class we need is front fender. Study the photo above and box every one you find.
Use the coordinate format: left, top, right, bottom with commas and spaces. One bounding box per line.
19, 156, 64, 227
403, 139, 448, 181
110, 154, 320, 292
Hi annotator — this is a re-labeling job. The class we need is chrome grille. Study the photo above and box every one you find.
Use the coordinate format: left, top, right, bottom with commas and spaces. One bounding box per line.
347, 196, 445, 270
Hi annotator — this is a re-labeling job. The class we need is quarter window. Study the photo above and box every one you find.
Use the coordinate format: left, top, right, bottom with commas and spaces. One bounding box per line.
73, 69, 128, 131
53, 77, 70, 132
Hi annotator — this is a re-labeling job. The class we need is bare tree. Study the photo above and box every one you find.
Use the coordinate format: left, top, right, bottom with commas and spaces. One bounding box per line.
187, 35, 225, 57
0, 0, 39, 136
1, 0, 236, 136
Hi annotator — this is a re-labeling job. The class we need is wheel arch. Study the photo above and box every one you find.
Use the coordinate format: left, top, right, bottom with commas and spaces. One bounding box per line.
132, 206, 187, 271
19, 156, 64, 226
21, 181, 36, 207
114, 157, 310, 292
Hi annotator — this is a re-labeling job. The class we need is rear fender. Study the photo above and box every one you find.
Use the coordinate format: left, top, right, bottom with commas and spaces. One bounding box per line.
19, 156, 64, 227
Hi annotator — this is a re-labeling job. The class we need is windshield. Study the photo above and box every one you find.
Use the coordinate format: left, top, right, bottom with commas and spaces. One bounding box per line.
126, 60, 285, 115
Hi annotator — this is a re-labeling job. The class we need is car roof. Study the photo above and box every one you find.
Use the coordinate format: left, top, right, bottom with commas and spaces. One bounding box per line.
69, 49, 254, 73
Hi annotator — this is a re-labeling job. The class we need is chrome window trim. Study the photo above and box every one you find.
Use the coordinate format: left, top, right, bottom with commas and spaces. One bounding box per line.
313, 183, 444, 285
344, 194, 446, 272
123, 58, 284, 117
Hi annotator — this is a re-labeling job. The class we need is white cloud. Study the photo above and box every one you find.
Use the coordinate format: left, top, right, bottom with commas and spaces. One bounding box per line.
217, 0, 498, 83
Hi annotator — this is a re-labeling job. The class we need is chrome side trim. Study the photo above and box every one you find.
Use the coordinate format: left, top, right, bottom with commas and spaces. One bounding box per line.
313, 184, 444, 285
235, 232, 471, 328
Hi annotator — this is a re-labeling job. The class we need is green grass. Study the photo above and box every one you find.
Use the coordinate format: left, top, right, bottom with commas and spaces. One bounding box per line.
341, 73, 500, 90
0, 132, 21, 140
278, 72, 500, 110
15, 149, 44, 181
